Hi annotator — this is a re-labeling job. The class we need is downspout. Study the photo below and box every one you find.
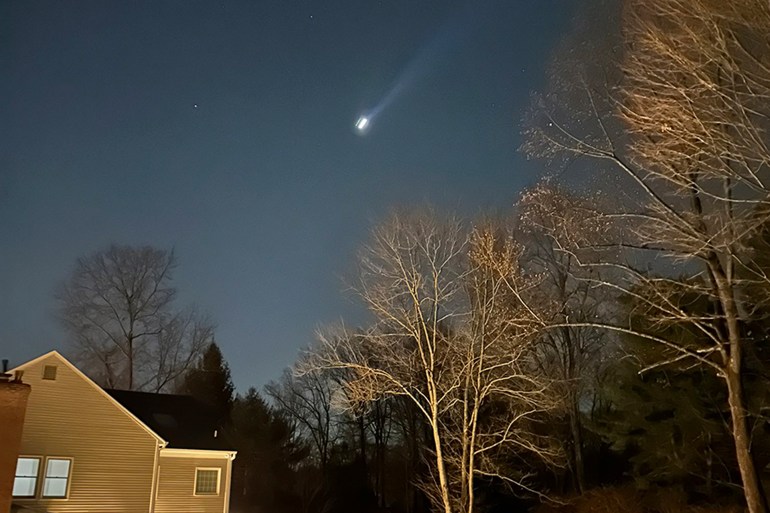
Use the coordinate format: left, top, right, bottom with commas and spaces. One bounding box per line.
149, 441, 166, 513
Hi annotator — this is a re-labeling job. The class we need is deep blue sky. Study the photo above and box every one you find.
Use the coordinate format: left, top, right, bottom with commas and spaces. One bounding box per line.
1, 1, 579, 391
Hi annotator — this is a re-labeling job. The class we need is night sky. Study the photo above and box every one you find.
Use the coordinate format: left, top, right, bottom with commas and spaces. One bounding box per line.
1, 1, 579, 391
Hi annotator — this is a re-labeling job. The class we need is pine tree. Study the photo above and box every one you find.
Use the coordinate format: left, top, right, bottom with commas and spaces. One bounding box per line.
177, 341, 234, 424
594, 355, 733, 495
229, 388, 308, 512
593, 282, 770, 498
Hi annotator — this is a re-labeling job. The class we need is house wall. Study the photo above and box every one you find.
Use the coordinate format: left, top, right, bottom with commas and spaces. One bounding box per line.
154, 453, 231, 513
15, 354, 159, 513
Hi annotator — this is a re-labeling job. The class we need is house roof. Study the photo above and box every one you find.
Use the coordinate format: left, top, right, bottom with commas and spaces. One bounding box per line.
105, 388, 233, 451
13, 350, 234, 454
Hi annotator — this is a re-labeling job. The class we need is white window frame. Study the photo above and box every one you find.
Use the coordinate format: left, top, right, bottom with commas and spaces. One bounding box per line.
12, 456, 42, 499
41, 457, 73, 499
193, 467, 221, 496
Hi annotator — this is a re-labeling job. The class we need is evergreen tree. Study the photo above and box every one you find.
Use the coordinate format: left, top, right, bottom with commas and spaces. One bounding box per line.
593, 281, 770, 498
593, 355, 734, 496
177, 341, 235, 424
229, 388, 308, 512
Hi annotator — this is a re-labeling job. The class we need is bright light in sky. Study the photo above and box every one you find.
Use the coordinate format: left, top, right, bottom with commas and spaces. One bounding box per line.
352, 8, 466, 140
355, 116, 369, 131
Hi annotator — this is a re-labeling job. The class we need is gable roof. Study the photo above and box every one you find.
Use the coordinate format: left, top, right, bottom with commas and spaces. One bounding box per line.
12, 351, 166, 446
14, 350, 234, 453
105, 389, 233, 451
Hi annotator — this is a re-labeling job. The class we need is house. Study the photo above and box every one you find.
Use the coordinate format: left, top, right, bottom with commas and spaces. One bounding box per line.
7, 351, 236, 513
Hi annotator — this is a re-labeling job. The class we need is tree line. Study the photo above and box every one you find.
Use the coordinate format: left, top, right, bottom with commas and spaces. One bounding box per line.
54, 0, 770, 512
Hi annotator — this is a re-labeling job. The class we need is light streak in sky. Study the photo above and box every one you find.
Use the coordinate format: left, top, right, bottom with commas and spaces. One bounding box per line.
354, 4, 474, 135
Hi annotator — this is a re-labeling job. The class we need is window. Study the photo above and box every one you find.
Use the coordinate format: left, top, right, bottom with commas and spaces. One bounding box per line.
42, 365, 57, 380
42, 458, 71, 498
194, 468, 220, 496
13, 457, 40, 498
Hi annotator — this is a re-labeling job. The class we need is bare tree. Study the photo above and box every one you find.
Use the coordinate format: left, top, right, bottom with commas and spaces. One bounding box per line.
367, 397, 395, 507
524, 1, 770, 511
141, 307, 213, 392
516, 195, 614, 493
56, 244, 212, 391
308, 210, 562, 513
390, 394, 430, 513
266, 363, 340, 471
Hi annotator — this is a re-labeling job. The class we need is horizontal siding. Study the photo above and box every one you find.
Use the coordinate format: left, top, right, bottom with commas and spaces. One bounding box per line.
17, 354, 158, 513
155, 456, 228, 513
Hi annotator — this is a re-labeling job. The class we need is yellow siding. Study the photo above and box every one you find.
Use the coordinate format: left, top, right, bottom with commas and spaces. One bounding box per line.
16, 353, 159, 513
155, 455, 229, 513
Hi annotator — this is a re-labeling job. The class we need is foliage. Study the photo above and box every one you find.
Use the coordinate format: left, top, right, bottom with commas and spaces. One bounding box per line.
229, 388, 309, 513
177, 341, 235, 424
533, 485, 743, 513
522, 0, 770, 510
593, 355, 734, 493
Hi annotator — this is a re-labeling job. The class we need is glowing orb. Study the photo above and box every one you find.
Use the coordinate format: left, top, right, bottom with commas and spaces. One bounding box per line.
355, 116, 370, 131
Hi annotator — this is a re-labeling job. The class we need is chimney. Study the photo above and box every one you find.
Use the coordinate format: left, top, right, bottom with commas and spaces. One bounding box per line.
0, 373, 31, 513
0, 360, 9, 383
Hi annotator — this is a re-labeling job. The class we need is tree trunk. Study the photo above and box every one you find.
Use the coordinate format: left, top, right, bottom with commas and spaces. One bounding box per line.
127, 335, 134, 390
712, 260, 768, 513
431, 410, 454, 513
358, 412, 368, 478
706, 434, 713, 497
569, 395, 585, 493
726, 366, 768, 513
460, 369, 471, 513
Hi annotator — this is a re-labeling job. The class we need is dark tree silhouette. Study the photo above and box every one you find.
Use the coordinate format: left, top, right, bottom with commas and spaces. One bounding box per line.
177, 341, 235, 424
56, 244, 213, 391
